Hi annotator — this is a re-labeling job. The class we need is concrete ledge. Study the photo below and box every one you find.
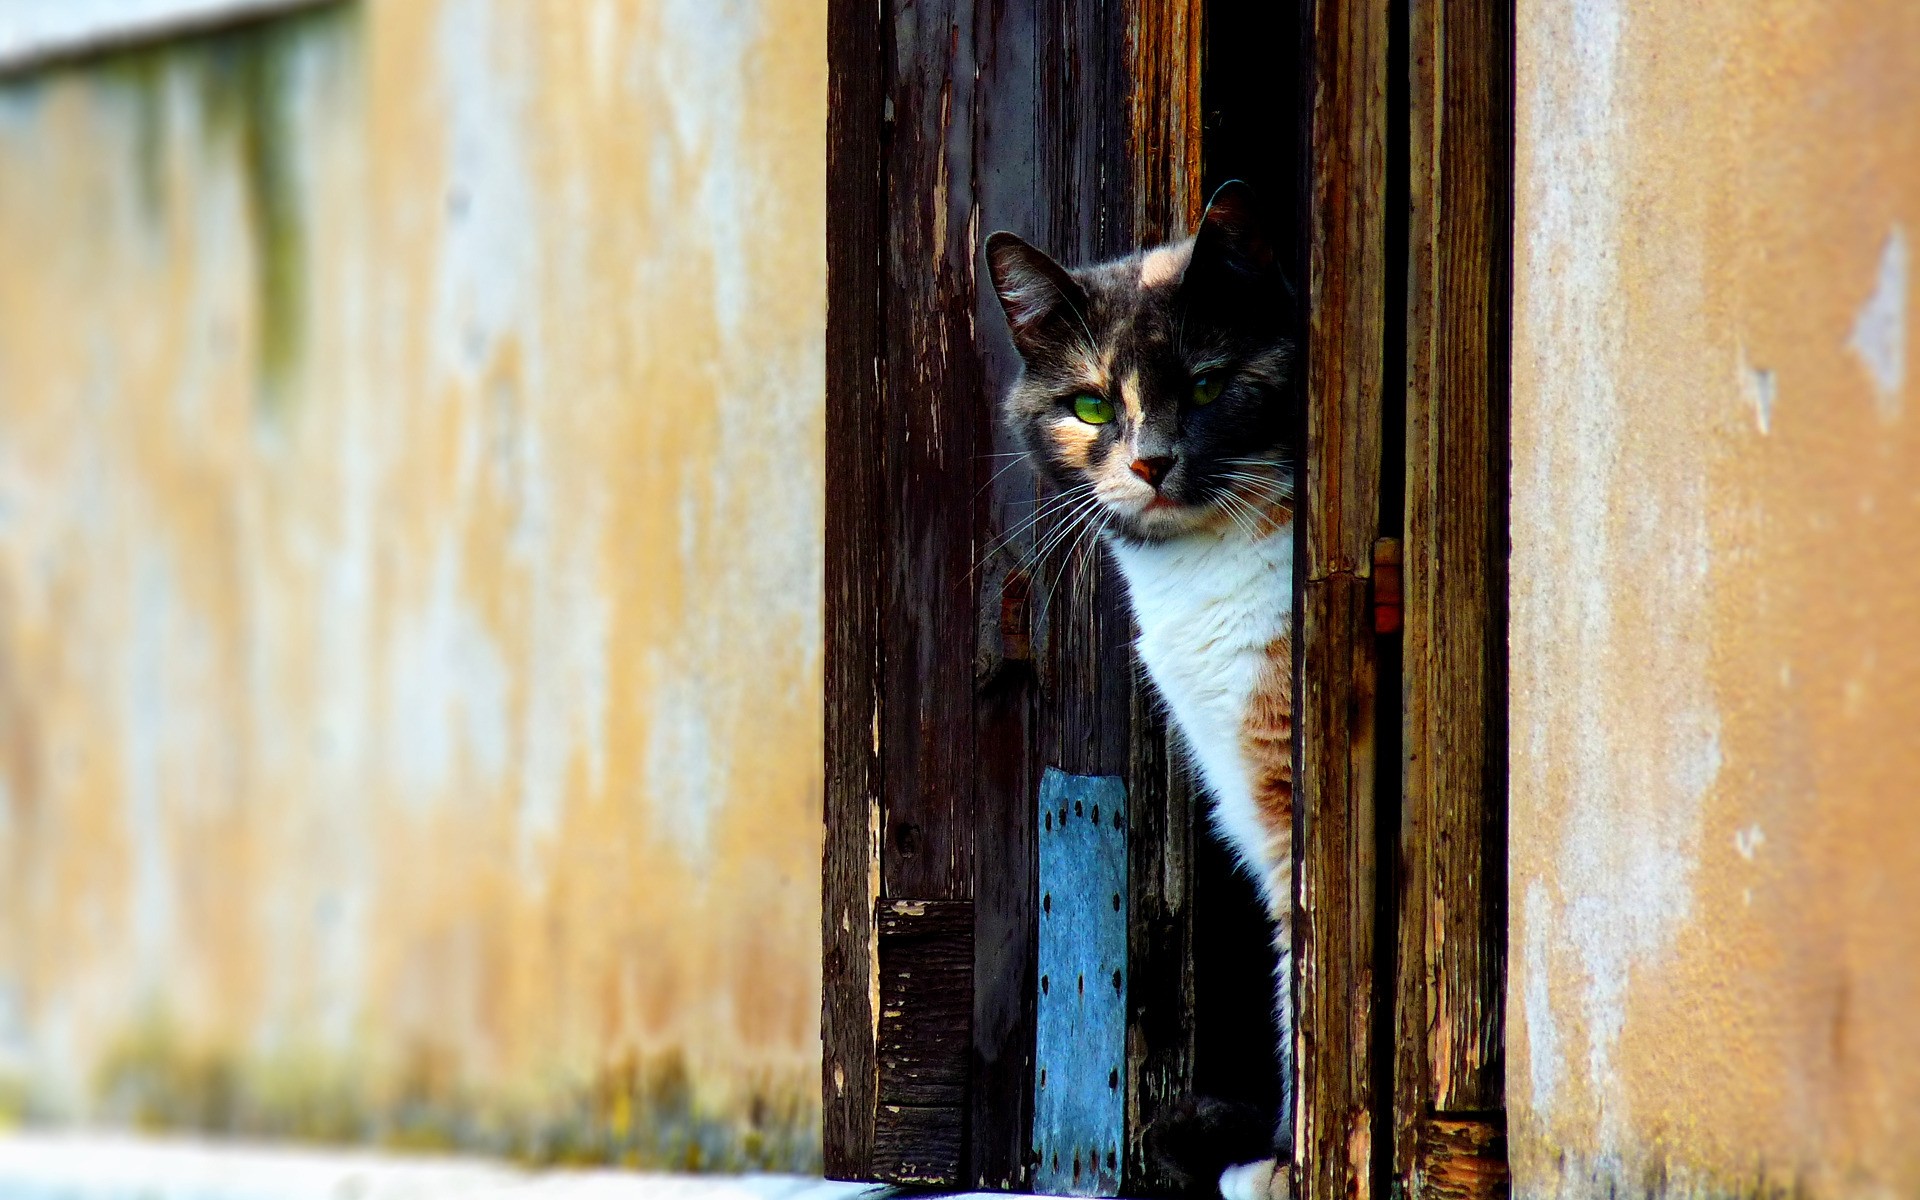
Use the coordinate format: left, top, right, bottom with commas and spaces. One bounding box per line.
0, 1132, 898, 1200
0, 0, 338, 73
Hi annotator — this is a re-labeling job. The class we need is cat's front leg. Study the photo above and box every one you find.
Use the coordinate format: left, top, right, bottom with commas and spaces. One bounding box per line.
1220, 860, 1295, 1200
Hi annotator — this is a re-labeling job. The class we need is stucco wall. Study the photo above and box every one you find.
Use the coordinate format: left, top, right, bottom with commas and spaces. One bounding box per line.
0, 0, 824, 1168
1512, 1, 1920, 1195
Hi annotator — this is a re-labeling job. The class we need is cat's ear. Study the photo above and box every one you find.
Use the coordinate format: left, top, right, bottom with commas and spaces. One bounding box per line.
1184, 180, 1275, 286
987, 232, 1087, 352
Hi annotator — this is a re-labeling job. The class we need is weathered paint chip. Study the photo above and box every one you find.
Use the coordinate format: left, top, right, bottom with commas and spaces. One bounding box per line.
1737, 346, 1776, 434
1850, 225, 1908, 419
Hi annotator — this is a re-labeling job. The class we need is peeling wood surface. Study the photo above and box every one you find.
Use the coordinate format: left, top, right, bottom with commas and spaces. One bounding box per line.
823, 0, 886, 1175
1396, 0, 1511, 1191
1415, 1116, 1509, 1200
823, 0, 1201, 1188
1126, 0, 1203, 247
1296, 0, 1390, 1196
873, 901, 973, 1184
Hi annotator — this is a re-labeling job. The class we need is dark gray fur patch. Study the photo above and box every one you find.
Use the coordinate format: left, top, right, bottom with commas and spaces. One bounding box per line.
985, 187, 1297, 544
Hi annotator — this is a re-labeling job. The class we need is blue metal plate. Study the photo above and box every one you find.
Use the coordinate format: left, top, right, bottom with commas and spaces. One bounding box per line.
1031, 767, 1128, 1197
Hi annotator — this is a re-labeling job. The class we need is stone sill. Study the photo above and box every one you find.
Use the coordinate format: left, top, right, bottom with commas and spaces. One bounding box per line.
0, 1132, 968, 1200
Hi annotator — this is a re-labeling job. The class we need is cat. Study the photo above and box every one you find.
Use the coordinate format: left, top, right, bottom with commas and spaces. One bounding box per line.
986, 181, 1297, 1200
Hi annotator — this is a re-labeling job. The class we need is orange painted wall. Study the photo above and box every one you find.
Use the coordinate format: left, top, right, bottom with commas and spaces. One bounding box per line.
1512, 2, 1920, 1194
0, 0, 825, 1168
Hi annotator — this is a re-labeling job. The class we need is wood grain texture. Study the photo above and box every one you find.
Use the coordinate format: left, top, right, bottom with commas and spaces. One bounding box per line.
823, 0, 887, 1177
827, 0, 1204, 1187
879, 0, 980, 905
1415, 1116, 1510, 1200
1122, 6, 1207, 1195
877, 900, 975, 1110
972, 5, 1140, 1190
1124, 692, 1196, 1195
1298, 0, 1390, 1196
1296, 576, 1381, 1200
1128, 0, 1205, 246
872, 1102, 968, 1186
874, 899, 974, 1183
1396, 0, 1511, 1189
1303, 0, 1390, 583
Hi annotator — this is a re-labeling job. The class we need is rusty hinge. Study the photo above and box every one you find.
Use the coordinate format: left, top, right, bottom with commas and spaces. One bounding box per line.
1373, 537, 1403, 635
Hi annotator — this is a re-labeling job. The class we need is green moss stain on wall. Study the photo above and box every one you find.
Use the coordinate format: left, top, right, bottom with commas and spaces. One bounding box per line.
6, 3, 360, 412
0, 0, 825, 1171
89, 1015, 813, 1169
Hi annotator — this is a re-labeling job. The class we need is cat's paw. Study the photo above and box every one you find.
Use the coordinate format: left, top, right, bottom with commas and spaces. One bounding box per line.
1146, 1096, 1273, 1197
1219, 1158, 1290, 1200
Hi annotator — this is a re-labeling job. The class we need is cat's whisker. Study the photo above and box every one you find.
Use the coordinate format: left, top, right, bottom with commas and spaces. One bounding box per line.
1038, 501, 1108, 628
975, 454, 1033, 499
1215, 489, 1268, 543
1080, 511, 1115, 615
1217, 471, 1296, 505
983, 483, 1092, 554
1017, 501, 1095, 584
1029, 490, 1107, 568
971, 484, 1096, 583
1224, 486, 1290, 506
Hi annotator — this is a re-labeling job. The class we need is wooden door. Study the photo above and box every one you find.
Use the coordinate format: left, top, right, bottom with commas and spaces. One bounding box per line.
824, 1, 1511, 1195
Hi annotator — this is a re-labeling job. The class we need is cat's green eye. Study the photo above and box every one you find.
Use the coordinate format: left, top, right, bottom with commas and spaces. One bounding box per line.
1191, 373, 1226, 406
1072, 394, 1115, 425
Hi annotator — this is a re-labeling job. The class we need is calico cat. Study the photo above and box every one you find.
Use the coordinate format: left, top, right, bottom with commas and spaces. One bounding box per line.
987, 182, 1297, 1200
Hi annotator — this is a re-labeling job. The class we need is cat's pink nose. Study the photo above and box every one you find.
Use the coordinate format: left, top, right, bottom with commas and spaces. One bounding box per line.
1130, 456, 1176, 489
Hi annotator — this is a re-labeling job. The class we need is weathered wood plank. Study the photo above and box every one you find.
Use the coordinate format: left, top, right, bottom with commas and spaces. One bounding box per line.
1120, 4, 1212, 1193
1296, 576, 1381, 1200
1304, 0, 1391, 583
968, 3, 1048, 1188
1034, 770, 1129, 1198
1123, 692, 1196, 1196
822, 0, 887, 1177
1298, 0, 1391, 1197
879, 0, 979, 904
830, 0, 1226, 1186
1128, 0, 1205, 246
877, 900, 975, 1109
872, 1102, 966, 1186
1415, 1115, 1510, 1200
873, 900, 973, 1185
969, 4, 1142, 1188
1397, 0, 1511, 1189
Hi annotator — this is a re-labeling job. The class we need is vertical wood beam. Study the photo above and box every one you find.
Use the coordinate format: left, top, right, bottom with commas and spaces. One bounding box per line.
1298, 0, 1390, 1198
1128, 0, 1205, 246
822, 0, 887, 1179
1124, 4, 1205, 1193
1397, 0, 1511, 1194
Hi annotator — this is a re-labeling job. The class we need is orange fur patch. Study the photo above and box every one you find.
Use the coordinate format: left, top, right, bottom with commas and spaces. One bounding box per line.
1119, 370, 1143, 424
1241, 632, 1295, 920
1049, 419, 1101, 468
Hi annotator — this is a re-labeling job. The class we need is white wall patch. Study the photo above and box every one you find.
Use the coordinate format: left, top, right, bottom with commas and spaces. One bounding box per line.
1849, 225, 1908, 419
1737, 346, 1777, 434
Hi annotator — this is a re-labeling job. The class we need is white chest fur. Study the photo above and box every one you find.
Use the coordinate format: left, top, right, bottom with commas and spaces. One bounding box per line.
1107, 522, 1294, 904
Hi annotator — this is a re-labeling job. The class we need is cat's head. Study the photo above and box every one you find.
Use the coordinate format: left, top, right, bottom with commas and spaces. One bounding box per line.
986, 182, 1295, 545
